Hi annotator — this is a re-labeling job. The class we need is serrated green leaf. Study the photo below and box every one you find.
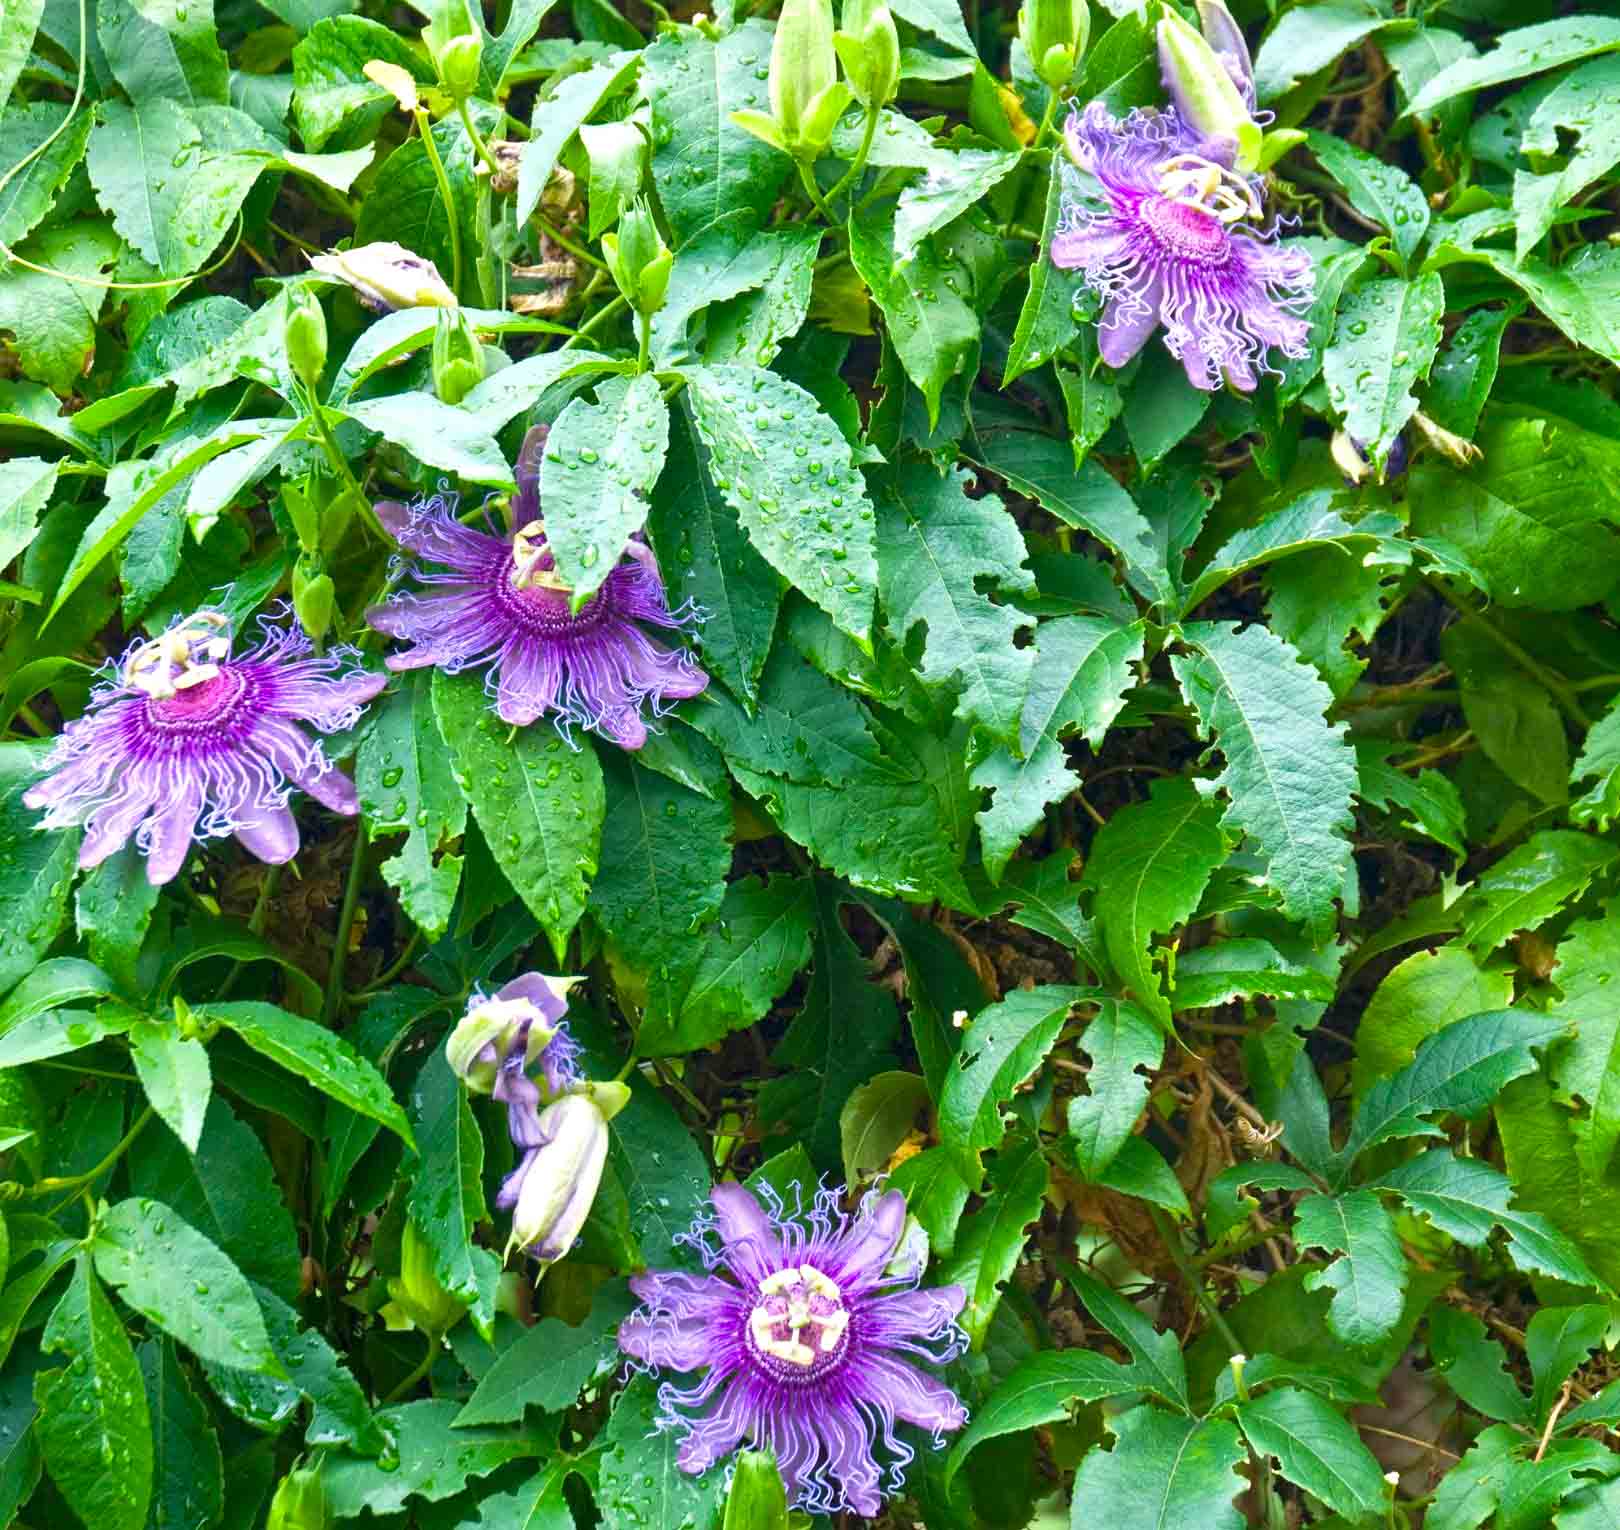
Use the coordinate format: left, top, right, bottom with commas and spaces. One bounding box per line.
1528, 1304, 1609, 1419
0, 102, 92, 249
1427, 1423, 1518, 1530
0, 219, 119, 393
1081, 776, 1228, 1024
1443, 624, 1571, 804
406, 1051, 488, 1321
1304, 130, 1429, 270
1296, 1189, 1408, 1348
128, 1021, 212, 1155
1322, 273, 1445, 470
0, 743, 80, 996
1354, 740, 1468, 856
1254, 4, 1393, 103
432, 668, 605, 962
202, 1001, 414, 1146
344, 392, 513, 487
1070, 1406, 1245, 1530
598, 1373, 725, 1530
840, 1071, 930, 1188
290, 16, 433, 149
1405, 16, 1620, 115
1514, 57, 1620, 261
1559, 1477, 1620, 1530
35, 1257, 152, 1530
1425, 301, 1519, 440
1174, 621, 1357, 943
93, 1197, 281, 1376
1428, 1305, 1533, 1425
138, 1336, 224, 1530
937, 1135, 1048, 1347
254, 1282, 388, 1453
98, 0, 227, 106
1456, 831, 1618, 955
1572, 700, 1620, 830
873, 461, 1034, 746
541, 373, 668, 601
683, 364, 877, 644
1004, 150, 1084, 387
1235, 1385, 1387, 1521
607, 1075, 712, 1269
894, 144, 1019, 262
0, 0, 43, 113
1066, 998, 1163, 1180
456, 1278, 635, 1426
471, 1461, 574, 1530
1171, 938, 1336, 1010
1548, 906, 1620, 1181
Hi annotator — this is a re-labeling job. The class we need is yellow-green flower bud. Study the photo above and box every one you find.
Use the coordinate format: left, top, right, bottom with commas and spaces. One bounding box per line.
292, 557, 335, 646
771, 0, 837, 148
267, 1464, 329, 1530
1157, 3, 1262, 172
284, 287, 327, 396
506, 1083, 629, 1270
1018, 0, 1089, 91
387, 1220, 468, 1334
602, 199, 672, 315
309, 241, 457, 312
833, 0, 899, 108
723, 1450, 790, 1530
432, 307, 485, 405
436, 31, 484, 100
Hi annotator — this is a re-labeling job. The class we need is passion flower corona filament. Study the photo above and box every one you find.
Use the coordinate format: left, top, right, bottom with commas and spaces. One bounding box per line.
366, 426, 708, 749
23, 609, 385, 886
617, 1181, 968, 1517
1052, 101, 1313, 392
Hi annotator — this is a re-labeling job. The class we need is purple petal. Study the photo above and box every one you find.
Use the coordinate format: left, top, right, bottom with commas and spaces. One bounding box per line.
494, 637, 562, 728
497, 973, 572, 1028
234, 805, 301, 865
512, 425, 549, 524
1098, 284, 1164, 369
824, 1190, 906, 1290
711, 1183, 781, 1283
78, 788, 157, 870
139, 771, 204, 886
852, 1353, 969, 1437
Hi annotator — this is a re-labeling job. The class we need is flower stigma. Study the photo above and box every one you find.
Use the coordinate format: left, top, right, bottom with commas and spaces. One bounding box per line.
1154, 153, 1262, 225
748, 1265, 850, 1375
510, 520, 574, 594
125, 611, 234, 699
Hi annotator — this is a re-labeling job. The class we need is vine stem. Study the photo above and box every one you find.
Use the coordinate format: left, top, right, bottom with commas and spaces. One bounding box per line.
383, 1334, 441, 1403
415, 108, 463, 299
324, 828, 368, 1027
796, 157, 835, 220
33, 1109, 155, 1214
821, 105, 880, 211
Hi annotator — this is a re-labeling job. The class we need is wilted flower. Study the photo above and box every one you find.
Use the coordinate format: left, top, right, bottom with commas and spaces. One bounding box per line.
366, 426, 708, 750
447, 973, 582, 1098
1332, 429, 1410, 485
618, 1181, 969, 1517
310, 240, 457, 311
502, 1083, 629, 1266
1052, 101, 1313, 392
24, 609, 384, 886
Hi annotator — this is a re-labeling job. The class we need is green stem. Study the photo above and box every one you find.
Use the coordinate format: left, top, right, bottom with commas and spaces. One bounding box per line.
457, 96, 504, 178
302, 388, 383, 539
636, 312, 652, 374
355, 932, 423, 998
563, 293, 629, 349
415, 108, 463, 299
324, 828, 368, 1027
1150, 1205, 1244, 1355
383, 1333, 441, 1403
821, 106, 880, 211
535, 213, 609, 272
33, 1108, 154, 1201
1034, 90, 1060, 148
796, 156, 834, 220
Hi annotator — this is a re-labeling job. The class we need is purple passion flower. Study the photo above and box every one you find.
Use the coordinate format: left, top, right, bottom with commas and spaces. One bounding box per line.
618, 1181, 969, 1517
1052, 101, 1313, 392
366, 427, 708, 750
23, 609, 385, 886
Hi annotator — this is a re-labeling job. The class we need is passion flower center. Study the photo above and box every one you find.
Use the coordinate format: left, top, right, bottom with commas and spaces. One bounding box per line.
146, 666, 250, 732
500, 520, 613, 638
1141, 194, 1232, 264
126, 611, 233, 700
1154, 153, 1260, 228
746, 1265, 850, 1382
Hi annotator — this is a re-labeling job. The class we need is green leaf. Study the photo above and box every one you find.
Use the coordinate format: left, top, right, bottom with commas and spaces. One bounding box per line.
971, 429, 1166, 606
1122, 348, 1211, 470
291, 16, 434, 149
648, 397, 783, 708
598, 1373, 725, 1530
947, 1345, 1170, 1487
1549, 907, 1620, 1180
476, 0, 556, 95
1376, 1150, 1604, 1291
0, 102, 92, 251
1405, 17, 1620, 115
98, 0, 227, 106
201, 1001, 414, 1146
1460, 245, 1620, 374
0, 743, 79, 997
34, 1257, 152, 1530
406, 1051, 488, 1320
471, 1461, 574, 1529
1055, 336, 1125, 466
128, 1021, 212, 1154
458, 345, 617, 430
0, 0, 43, 113
1427, 1424, 1518, 1530
894, 145, 1020, 263
848, 199, 978, 431
607, 1075, 713, 1269
1171, 939, 1336, 1010
1080, 777, 1228, 1025
1456, 831, 1618, 956
1253, 3, 1393, 103
1304, 129, 1429, 270
1003, 150, 1085, 386
839, 1071, 930, 1188
356, 670, 467, 942
1528, 1304, 1609, 1419
938, 986, 1080, 1176
321, 1399, 540, 1517
1351, 946, 1513, 1105
1513, 57, 1620, 261
1410, 419, 1620, 612
1425, 301, 1520, 440
973, 615, 1145, 882
683, 364, 877, 645
590, 749, 731, 1034
887, 0, 973, 54
1173, 621, 1357, 943
661, 874, 815, 1054
1070, 1406, 1245, 1530
254, 1283, 388, 1453
0, 219, 119, 393
872, 461, 1034, 746
1066, 999, 1162, 1180
936, 1135, 1048, 1347
887, 1146, 972, 1257
1559, 1478, 1620, 1530
74, 845, 159, 991
1427, 1305, 1533, 1425
138, 1337, 224, 1530
539, 373, 669, 601
1235, 1385, 1387, 1522
1340, 1009, 1570, 1178
644, 20, 789, 244
1355, 740, 1468, 856
1442, 625, 1571, 804
93, 1197, 282, 1375
130, 1095, 302, 1304
1322, 273, 1445, 470
432, 668, 605, 962
1573, 700, 1620, 830
456, 1278, 635, 1426
1296, 1189, 1408, 1348
343, 393, 513, 487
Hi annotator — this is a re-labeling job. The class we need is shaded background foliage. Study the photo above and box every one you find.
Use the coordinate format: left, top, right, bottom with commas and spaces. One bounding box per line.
4, 0, 1620, 1524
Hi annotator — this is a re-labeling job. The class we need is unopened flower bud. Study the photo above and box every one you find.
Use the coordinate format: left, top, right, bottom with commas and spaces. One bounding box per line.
292, 557, 336, 646
309, 241, 457, 312
432, 307, 484, 405
773, 0, 836, 144
1333, 430, 1409, 485
436, 31, 484, 100
1018, 0, 1089, 91
834, 0, 899, 107
387, 1220, 468, 1334
723, 1450, 790, 1530
1157, 2, 1262, 172
502, 1084, 629, 1270
603, 199, 673, 315
1195, 0, 1255, 104
284, 287, 327, 395
267, 1464, 329, 1530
